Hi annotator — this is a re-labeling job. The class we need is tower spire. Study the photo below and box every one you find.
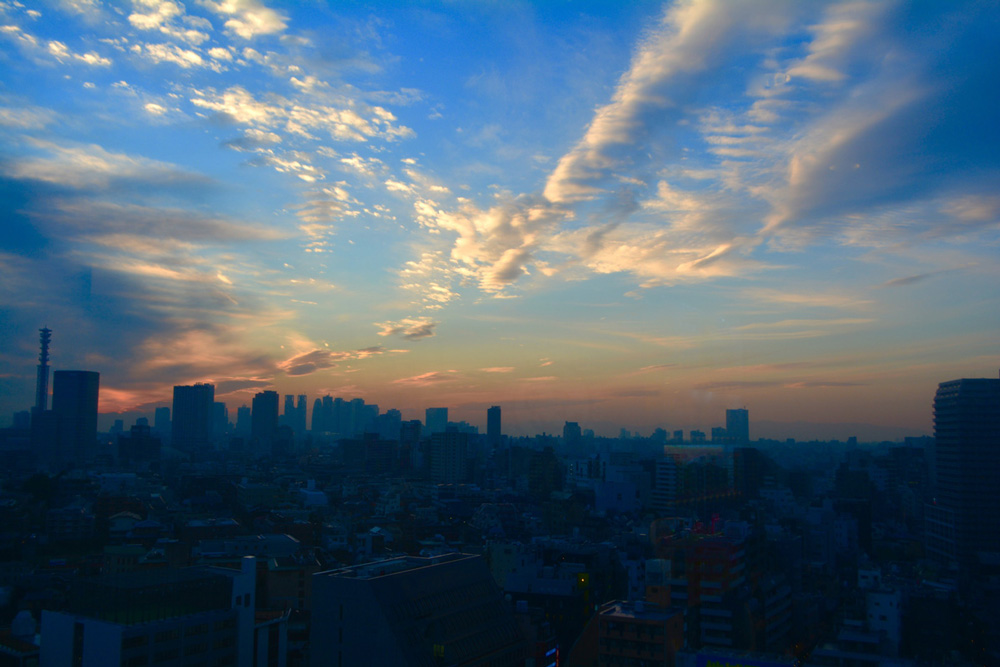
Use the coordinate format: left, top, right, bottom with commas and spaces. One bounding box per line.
35, 327, 51, 412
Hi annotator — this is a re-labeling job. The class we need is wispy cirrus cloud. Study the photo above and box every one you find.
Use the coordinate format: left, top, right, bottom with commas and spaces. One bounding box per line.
392, 370, 458, 387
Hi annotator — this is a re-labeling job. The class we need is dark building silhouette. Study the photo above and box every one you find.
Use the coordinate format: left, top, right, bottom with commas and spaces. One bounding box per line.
171, 384, 214, 453
153, 406, 170, 441
488, 405, 502, 449
117, 422, 161, 465
251, 390, 279, 454
430, 431, 469, 483
426, 406, 448, 435
563, 421, 582, 447
51, 370, 99, 466
295, 394, 307, 435
726, 408, 749, 444
311, 397, 323, 432
926, 375, 1000, 564
310, 554, 526, 666
734, 447, 765, 499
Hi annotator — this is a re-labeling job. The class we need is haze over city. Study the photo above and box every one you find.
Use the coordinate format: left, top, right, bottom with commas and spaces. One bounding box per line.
2, 0, 999, 439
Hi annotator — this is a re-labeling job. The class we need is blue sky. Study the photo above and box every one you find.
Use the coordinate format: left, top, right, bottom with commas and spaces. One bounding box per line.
1, 0, 998, 438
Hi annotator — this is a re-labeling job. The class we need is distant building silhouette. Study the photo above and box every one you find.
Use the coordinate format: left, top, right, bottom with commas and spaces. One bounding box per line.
153, 406, 170, 442
235, 404, 251, 438
926, 375, 1000, 565
563, 421, 582, 447
50, 370, 100, 467
171, 384, 214, 453
431, 431, 469, 483
488, 405, 502, 449
295, 394, 307, 435
726, 408, 749, 444
251, 390, 279, 455
426, 407, 448, 435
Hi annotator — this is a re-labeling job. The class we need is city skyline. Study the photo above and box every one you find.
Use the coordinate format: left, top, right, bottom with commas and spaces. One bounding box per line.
2, 1, 999, 438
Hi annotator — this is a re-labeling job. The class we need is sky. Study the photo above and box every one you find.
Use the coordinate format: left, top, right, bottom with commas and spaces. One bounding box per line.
1, 0, 998, 440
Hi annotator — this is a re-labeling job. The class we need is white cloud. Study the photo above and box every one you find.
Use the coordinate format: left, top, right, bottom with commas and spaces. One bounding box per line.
200, 0, 287, 39
132, 41, 205, 68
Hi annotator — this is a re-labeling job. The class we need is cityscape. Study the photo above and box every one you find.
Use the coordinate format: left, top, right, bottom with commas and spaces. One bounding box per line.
0, 327, 998, 666
1, 1, 999, 666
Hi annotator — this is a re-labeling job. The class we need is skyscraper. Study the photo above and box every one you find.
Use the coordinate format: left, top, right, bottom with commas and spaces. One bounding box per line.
153, 406, 170, 441
251, 390, 279, 454
51, 370, 99, 466
726, 408, 750, 444
426, 407, 448, 435
296, 394, 308, 436
926, 375, 1000, 564
487, 405, 501, 449
171, 384, 215, 453
282, 394, 295, 430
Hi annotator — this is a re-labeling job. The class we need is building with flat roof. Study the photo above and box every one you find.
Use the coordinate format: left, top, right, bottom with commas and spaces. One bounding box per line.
311, 553, 526, 667
925, 375, 1000, 564
40, 558, 256, 667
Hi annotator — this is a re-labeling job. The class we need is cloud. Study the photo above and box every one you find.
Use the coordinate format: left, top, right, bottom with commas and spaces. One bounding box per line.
479, 367, 514, 373
213, 378, 272, 394
200, 0, 288, 40
278, 345, 390, 376
392, 370, 457, 387
2, 139, 211, 190
413, 194, 569, 293
375, 317, 438, 340
542, 0, 794, 205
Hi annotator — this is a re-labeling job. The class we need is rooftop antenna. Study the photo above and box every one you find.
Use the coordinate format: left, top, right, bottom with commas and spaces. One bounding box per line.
35, 327, 51, 412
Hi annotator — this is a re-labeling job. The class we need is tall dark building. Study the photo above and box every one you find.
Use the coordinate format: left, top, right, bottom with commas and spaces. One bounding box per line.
563, 421, 582, 446
426, 407, 448, 435
153, 406, 170, 441
296, 394, 307, 435
282, 394, 295, 430
34, 327, 52, 413
926, 375, 1000, 564
487, 405, 502, 449
51, 370, 100, 466
251, 390, 279, 454
311, 397, 323, 432
726, 408, 750, 444
171, 384, 214, 452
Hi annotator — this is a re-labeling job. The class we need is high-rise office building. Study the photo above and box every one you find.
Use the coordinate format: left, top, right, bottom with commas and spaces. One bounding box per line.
726, 408, 750, 444
296, 394, 308, 436
426, 407, 448, 435
234, 404, 250, 438
926, 375, 1000, 564
430, 431, 469, 484
310, 554, 526, 667
282, 394, 295, 430
172, 384, 214, 453
251, 390, 279, 454
311, 398, 323, 432
212, 401, 229, 438
153, 406, 170, 441
51, 370, 99, 466
487, 405, 502, 449
563, 421, 582, 446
